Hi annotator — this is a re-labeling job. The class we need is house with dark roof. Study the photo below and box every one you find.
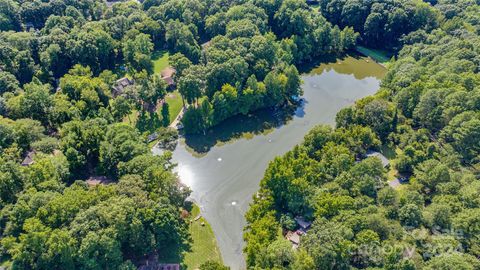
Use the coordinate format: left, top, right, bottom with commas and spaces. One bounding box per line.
160, 67, 176, 89
284, 217, 313, 249
306, 0, 320, 5
294, 216, 312, 234
112, 77, 133, 97
139, 264, 180, 270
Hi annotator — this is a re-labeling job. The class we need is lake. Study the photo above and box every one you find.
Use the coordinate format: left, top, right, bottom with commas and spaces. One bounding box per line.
153, 55, 386, 269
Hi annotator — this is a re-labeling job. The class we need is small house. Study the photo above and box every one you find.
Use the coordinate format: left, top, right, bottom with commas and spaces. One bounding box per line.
286, 230, 301, 249
366, 151, 390, 168
160, 67, 176, 89
112, 77, 133, 97
147, 132, 159, 143
137, 253, 181, 270
158, 264, 180, 270
295, 216, 312, 233
21, 151, 35, 166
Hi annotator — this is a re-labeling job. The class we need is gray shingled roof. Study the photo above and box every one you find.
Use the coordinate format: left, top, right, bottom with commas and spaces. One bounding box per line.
366, 151, 390, 167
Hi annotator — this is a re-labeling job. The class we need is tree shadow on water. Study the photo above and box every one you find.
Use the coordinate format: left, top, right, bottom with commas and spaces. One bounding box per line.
296, 53, 341, 74
298, 52, 385, 80
183, 102, 305, 154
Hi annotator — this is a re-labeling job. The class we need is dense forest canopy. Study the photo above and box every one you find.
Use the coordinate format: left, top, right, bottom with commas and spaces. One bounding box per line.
317, 0, 441, 48
244, 0, 480, 269
0, 0, 362, 135
176, 0, 359, 133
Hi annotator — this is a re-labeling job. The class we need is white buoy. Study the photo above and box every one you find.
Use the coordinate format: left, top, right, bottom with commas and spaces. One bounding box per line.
217, 157, 222, 162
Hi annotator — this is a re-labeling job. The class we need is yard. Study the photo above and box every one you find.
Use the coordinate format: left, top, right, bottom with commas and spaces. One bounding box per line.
153, 50, 170, 74
157, 205, 222, 269
183, 205, 223, 269
161, 90, 184, 124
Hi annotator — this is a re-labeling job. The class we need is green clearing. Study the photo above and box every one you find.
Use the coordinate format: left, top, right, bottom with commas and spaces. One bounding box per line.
356, 45, 393, 64
113, 49, 168, 79
183, 205, 223, 269
152, 50, 170, 74
162, 90, 184, 124
158, 205, 222, 269
123, 109, 139, 127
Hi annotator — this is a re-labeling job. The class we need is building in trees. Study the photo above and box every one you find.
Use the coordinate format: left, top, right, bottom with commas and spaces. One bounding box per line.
112, 77, 134, 97
161, 67, 176, 89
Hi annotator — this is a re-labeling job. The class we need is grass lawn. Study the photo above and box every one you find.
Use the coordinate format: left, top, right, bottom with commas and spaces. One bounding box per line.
113, 49, 169, 79
183, 205, 223, 269
160, 90, 184, 124
356, 45, 393, 64
123, 109, 139, 126
152, 50, 170, 74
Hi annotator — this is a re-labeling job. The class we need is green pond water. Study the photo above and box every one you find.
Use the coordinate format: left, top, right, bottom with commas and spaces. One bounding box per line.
153, 55, 385, 269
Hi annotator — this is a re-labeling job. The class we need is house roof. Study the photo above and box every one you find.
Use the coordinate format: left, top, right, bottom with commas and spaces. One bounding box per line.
163, 76, 175, 86
160, 67, 176, 86
201, 40, 212, 49
117, 77, 133, 87
161, 67, 176, 78
295, 216, 312, 229
366, 151, 390, 167
112, 77, 133, 96
21, 151, 35, 166
157, 264, 180, 270
286, 231, 301, 245
138, 262, 180, 270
